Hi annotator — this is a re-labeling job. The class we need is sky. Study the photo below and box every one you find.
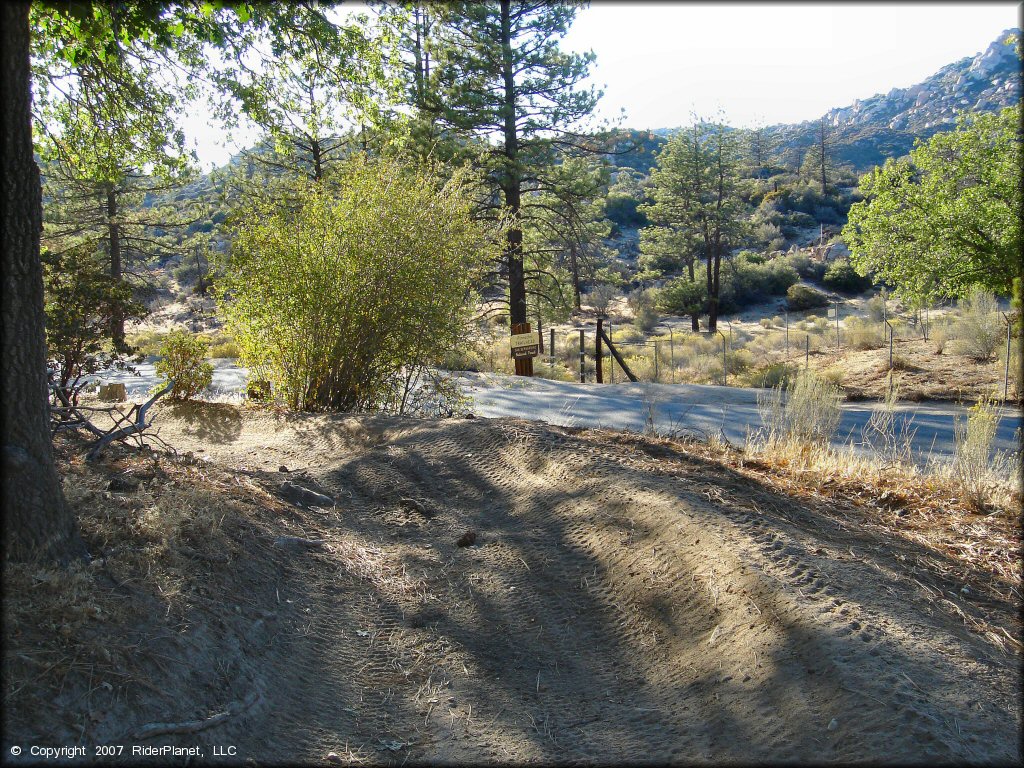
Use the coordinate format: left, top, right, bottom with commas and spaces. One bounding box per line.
184, 2, 1022, 170
561, 2, 1022, 131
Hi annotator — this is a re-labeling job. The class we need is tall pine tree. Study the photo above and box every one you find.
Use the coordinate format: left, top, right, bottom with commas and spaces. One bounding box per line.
413, 1, 601, 370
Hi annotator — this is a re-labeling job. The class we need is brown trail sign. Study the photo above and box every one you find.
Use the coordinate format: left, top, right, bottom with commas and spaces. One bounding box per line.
511, 323, 536, 376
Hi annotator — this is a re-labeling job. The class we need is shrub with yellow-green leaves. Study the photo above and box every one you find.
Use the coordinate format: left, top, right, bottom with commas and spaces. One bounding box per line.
219, 158, 502, 412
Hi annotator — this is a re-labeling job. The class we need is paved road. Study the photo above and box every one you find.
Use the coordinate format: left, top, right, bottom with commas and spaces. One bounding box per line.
87, 362, 1021, 466
456, 373, 1021, 465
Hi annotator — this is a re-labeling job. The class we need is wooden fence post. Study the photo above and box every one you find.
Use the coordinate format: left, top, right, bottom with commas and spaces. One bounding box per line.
1004, 313, 1012, 401
579, 329, 585, 383
596, 318, 604, 384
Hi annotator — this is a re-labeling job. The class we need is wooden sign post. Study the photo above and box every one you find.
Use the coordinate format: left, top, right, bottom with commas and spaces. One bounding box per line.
510, 323, 536, 376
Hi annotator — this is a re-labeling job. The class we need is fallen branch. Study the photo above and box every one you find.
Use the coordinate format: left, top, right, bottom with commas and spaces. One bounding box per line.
127, 688, 261, 741
86, 381, 173, 461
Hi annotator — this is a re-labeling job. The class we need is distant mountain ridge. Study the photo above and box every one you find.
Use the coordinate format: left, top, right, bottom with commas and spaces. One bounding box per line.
774, 27, 1022, 172
636, 28, 1021, 175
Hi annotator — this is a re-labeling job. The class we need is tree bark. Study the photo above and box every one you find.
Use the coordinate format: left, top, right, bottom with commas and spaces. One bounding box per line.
568, 242, 581, 310
413, 5, 424, 106
2, 3, 87, 564
687, 260, 699, 331
500, 1, 528, 358
106, 183, 126, 349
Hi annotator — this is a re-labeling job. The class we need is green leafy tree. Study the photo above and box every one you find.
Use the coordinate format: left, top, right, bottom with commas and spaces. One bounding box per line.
843, 106, 1021, 305
43, 244, 146, 402
215, 6, 393, 183
218, 157, 502, 412
640, 119, 748, 332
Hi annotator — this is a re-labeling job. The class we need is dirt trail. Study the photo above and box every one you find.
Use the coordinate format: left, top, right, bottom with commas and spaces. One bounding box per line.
126, 404, 1021, 763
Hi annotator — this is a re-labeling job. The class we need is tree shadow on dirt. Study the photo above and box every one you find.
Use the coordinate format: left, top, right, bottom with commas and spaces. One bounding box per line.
160, 401, 243, 445
252, 418, 1020, 765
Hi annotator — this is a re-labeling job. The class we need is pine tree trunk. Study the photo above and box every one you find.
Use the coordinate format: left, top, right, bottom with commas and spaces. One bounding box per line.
311, 137, 323, 182
569, 243, 581, 310
500, 1, 526, 330
106, 184, 126, 349
500, 0, 530, 376
1, 3, 87, 564
413, 5, 424, 106
688, 261, 699, 331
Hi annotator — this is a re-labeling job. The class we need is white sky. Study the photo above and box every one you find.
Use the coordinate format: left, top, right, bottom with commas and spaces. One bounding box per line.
184, 2, 1022, 170
562, 2, 1022, 131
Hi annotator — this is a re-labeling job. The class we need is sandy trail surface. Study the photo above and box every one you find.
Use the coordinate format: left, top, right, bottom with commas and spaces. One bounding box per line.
131, 403, 1021, 765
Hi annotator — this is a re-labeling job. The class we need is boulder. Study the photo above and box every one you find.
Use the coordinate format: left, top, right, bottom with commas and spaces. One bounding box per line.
279, 481, 335, 509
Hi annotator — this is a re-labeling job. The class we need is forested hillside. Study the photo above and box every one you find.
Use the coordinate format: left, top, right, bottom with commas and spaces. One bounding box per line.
106, 26, 1020, 311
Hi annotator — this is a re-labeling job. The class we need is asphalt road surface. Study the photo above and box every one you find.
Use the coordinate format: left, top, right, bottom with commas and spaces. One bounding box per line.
86, 362, 1021, 466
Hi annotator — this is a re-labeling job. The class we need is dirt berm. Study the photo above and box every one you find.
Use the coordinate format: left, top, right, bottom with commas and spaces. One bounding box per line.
5, 403, 1020, 765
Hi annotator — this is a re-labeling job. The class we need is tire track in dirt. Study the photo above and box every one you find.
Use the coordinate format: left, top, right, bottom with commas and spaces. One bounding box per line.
152, 409, 1020, 764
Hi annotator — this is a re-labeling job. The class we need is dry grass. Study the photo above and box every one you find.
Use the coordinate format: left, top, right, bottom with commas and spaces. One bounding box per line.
730, 431, 1021, 622
3, 433, 293, 741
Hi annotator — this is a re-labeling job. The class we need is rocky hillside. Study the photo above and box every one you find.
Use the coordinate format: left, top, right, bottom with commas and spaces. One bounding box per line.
612, 29, 1022, 176
772, 28, 1022, 172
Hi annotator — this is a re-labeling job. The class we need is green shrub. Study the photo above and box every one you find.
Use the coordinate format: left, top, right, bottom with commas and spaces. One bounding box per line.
820, 366, 846, 387
823, 258, 872, 293
246, 379, 272, 401
865, 291, 891, 322
628, 288, 660, 333
949, 288, 1003, 361
657, 278, 704, 317
155, 329, 213, 401
128, 329, 169, 357
784, 252, 827, 282
611, 325, 646, 344
745, 362, 797, 389
717, 255, 799, 313
587, 283, 618, 316
605, 193, 647, 228
219, 158, 499, 412
844, 316, 885, 350
724, 347, 755, 375
207, 339, 241, 359
786, 284, 829, 311
952, 399, 1003, 508
42, 245, 147, 399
